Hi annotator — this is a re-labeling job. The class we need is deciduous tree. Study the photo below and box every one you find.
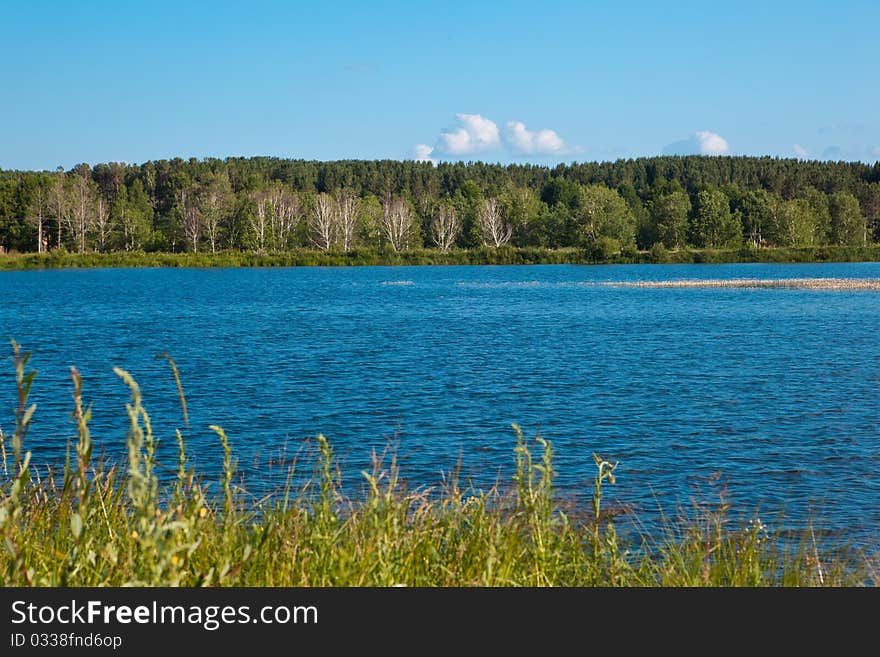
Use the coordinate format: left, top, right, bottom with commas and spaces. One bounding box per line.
478, 198, 512, 247
25, 175, 49, 253
311, 192, 336, 251
577, 185, 636, 248
381, 196, 416, 251
68, 165, 96, 253
48, 169, 69, 250
829, 191, 865, 246
334, 189, 358, 251
690, 189, 741, 248
179, 187, 202, 253
201, 172, 233, 253
647, 188, 690, 249
93, 195, 113, 251
430, 205, 459, 251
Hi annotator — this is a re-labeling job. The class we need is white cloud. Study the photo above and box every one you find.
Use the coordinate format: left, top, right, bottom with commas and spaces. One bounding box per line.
504, 121, 568, 154
793, 144, 809, 159
417, 113, 575, 160
412, 144, 437, 164
437, 113, 500, 155
694, 130, 730, 155
662, 130, 731, 156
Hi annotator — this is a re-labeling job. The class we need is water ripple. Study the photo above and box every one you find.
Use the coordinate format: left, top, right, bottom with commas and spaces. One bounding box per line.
1, 263, 879, 547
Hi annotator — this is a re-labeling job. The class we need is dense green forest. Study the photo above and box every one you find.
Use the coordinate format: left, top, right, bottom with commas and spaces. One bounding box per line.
1, 156, 878, 258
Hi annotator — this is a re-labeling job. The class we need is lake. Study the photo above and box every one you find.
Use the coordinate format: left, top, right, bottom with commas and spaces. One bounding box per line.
1, 263, 879, 548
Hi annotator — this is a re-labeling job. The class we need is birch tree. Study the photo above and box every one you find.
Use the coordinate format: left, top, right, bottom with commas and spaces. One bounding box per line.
249, 190, 271, 253
202, 172, 233, 253
179, 187, 202, 253
48, 171, 69, 250
93, 195, 113, 251
430, 205, 459, 251
381, 196, 415, 251
478, 198, 512, 247
335, 190, 359, 251
268, 185, 301, 250
311, 192, 336, 251
68, 167, 95, 253
25, 177, 49, 253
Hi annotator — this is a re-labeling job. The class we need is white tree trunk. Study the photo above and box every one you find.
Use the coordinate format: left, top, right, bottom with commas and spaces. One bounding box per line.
27, 184, 47, 253
67, 174, 94, 253
431, 206, 459, 251
478, 198, 512, 247
50, 173, 68, 250
381, 197, 413, 251
94, 196, 112, 251
269, 187, 301, 250
250, 191, 270, 253
311, 193, 336, 251
180, 188, 202, 253
202, 192, 220, 254
335, 191, 358, 251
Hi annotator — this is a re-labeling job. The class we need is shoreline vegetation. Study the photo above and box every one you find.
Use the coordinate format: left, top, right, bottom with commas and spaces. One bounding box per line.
4, 244, 880, 271
1, 156, 879, 264
1, 343, 875, 586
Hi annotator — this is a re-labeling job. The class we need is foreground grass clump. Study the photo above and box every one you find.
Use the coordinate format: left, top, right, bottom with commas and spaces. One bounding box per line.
0, 343, 872, 586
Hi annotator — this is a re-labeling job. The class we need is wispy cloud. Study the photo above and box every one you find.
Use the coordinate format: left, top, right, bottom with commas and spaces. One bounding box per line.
822, 146, 845, 160
820, 144, 880, 161
818, 123, 868, 136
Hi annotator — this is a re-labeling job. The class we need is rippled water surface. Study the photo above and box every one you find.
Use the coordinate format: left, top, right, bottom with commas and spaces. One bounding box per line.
2, 263, 879, 545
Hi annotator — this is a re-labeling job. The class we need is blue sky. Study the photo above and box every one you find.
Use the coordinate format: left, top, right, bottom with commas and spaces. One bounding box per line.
1, 0, 878, 170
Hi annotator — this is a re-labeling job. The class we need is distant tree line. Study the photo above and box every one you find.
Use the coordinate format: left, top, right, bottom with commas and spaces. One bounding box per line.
1, 156, 878, 255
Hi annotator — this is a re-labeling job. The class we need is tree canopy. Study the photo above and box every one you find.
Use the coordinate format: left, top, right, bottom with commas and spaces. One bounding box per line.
0, 155, 878, 254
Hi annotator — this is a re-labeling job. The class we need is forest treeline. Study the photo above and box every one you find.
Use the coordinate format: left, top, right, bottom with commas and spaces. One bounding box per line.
1, 156, 879, 257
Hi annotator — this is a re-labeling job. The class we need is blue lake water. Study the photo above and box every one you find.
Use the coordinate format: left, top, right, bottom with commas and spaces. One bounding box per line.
1, 263, 879, 547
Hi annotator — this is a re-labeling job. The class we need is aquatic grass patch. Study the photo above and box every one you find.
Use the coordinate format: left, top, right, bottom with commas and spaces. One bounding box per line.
0, 343, 872, 586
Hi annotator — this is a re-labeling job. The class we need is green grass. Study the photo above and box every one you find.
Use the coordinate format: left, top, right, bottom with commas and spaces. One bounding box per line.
0, 341, 874, 586
4, 244, 880, 270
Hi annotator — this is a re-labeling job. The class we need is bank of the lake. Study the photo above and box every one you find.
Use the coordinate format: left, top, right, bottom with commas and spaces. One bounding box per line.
4, 244, 880, 270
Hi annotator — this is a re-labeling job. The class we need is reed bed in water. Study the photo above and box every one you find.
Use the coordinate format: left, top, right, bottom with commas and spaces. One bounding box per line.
601, 278, 880, 290
1, 341, 875, 586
